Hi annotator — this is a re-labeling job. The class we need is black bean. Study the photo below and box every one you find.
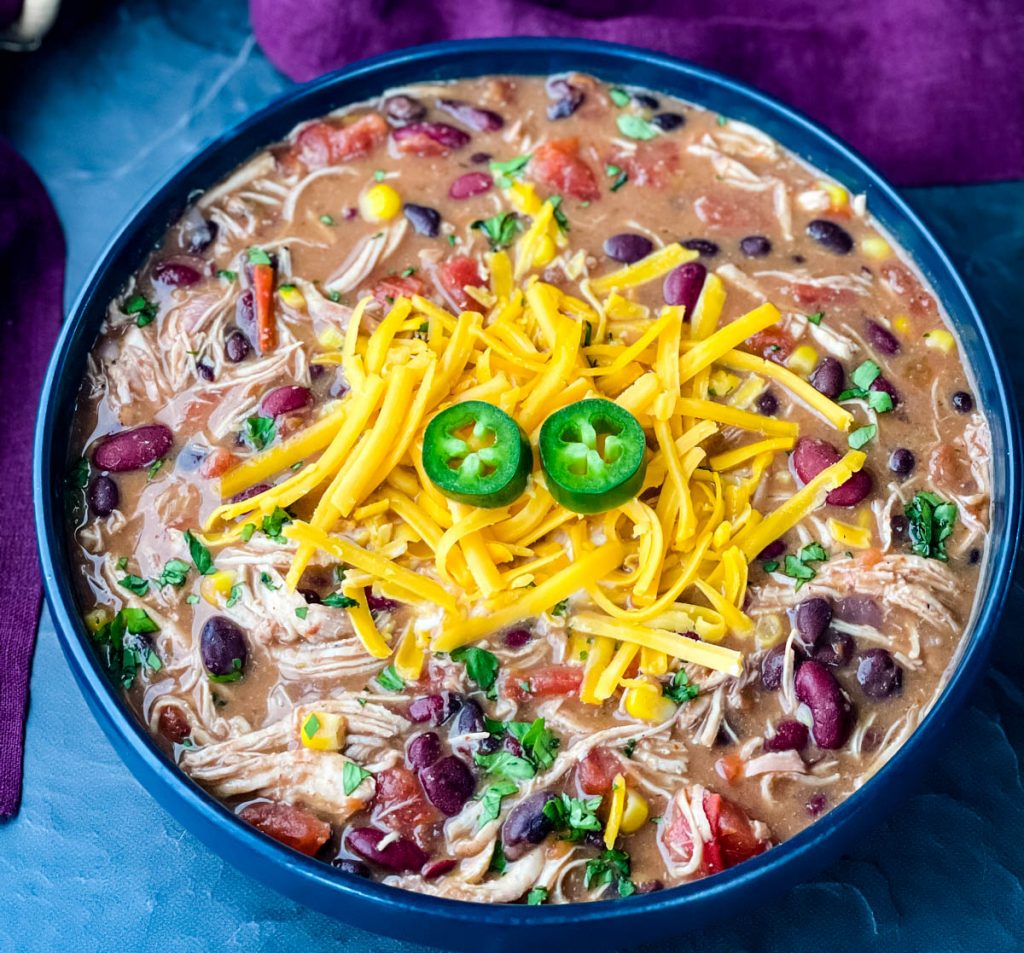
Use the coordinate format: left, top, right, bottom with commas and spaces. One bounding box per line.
680, 238, 719, 257
870, 375, 901, 407
451, 697, 486, 736
969, 548, 981, 564
794, 598, 832, 652
603, 233, 654, 264
297, 588, 322, 605
890, 514, 909, 541
382, 94, 427, 127
546, 78, 585, 120
951, 391, 974, 413
760, 645, 786, 691
865, 320, 900, 355
889, 448, 915, 478
756, 390, 779, 416
200, 616, 248, 678
196, 360, 215, 382
224, 329, 250, 364
469, 151, 492, 164
501, 791, 556, 860
408, 692, 462, 725
632, 92, 660, 110
87, 475, 119, 516
650, 112, 685, 131
739, 235, 772, 257
330, 858, 371, 878
813, 630, 854, 669
403, 203, 441, 238
806, 219, 854, 254
856, 649, 903, 698
810, 357, 844, 399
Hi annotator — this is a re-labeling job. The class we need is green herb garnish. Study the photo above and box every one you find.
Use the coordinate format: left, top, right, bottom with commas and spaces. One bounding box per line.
400, 266, 416, 278
183, 529, 215, 576
261, 506, 292, 542
781, 541, 829, 590
157, 558, 190, 588
609, 87, 630, 107
543, 793, 603, 841
342, 761, 372, 795
259, 571, 279, 590
323, 591, 358, 608
376, 664, 405, 692
480, 781, 519, 826
216, 269, 237, 282
295, 606, 308, 620
208, 657, 243, 683
247, 247, 272, 266
807, 311, 824, 326
617, 114, 658, 140
550, 599, 569, 617
526, 887, 549, 905
489, 154, 531, 187
470, 212, 523, 250
240, 523, 256, 543
69, 458, 90, 489
226, 584, 244, 609
147, 458, 164, 481
244, 415, 276, 451
319, 214, 335, 226
584, 849, 633, 896
905, 491, 958, 561
451, 645, 500, 697
663, 669, 699, 704
474, 750, 536, 780
90, 607, 160, 689
122, 294, 158, 328
118, 575, 150, 597
848, 424, 877, 450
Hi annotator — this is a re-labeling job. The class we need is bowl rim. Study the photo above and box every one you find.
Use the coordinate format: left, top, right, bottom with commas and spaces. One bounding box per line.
33, 35, 1022, 934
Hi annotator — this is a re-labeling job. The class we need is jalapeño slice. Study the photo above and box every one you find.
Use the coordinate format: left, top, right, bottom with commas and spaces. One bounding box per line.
422, 400, 532, 508
539, 399, 647, 514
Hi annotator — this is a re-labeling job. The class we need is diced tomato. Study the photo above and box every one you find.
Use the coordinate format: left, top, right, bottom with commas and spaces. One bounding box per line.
714, 753, 745, 784
880, 262, 937, 316
502, 663, 584, 702
239, 801, 331, 857
784, 282, 857, 309
530, 138, 600, 202
372, 766, 439, 833
576, 746, 623, 796
702, 792, 766, 870
608, 140, 680, 189
200, 447, 236, 479
693, 192, 768, 231
437, 256, 486, 313
744, 326, 794, 364
291, 114, 388, 170
370, 274, 427, 308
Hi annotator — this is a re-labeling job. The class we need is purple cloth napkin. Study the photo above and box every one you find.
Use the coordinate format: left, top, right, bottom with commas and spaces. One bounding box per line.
0, 138, 65, 818
250, 0, 1024, 187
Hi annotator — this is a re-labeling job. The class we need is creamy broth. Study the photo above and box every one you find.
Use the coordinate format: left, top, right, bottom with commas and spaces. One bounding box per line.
66, 74, 990, 903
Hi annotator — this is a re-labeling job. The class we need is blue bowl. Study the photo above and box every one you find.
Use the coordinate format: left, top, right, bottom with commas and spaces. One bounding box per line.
33, 37, 1021, 951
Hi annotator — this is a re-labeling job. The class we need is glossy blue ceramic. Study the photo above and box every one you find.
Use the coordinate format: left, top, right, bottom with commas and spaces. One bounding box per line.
33, 38, 1021, 952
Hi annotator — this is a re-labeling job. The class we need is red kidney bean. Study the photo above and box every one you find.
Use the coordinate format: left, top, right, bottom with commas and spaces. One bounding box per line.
403, 203, 441, 237
393, 122, 472, 156
87, 475, 119, 516
236, 290, 257, 347
448, 171, 492, 199
806, 219, 853, 254
157, 704, 191, 744
228, 482, 272, 505
866, 320, 900, 355
889, 448, 915, 477
92, 425, 173, 472
437, 98, 504, 132
408, 692, 462, 726
546, 78, 585, 120
856, 649, 903, 698
834, 595, 883, 628
261, 386, 312, 418
870, 375, 900, 406
760, 645, 786, 690
200, 616, 248, 677
825, 469, 873, 507
663, 261, 707, 313
794, 598, 832, 652
604, 233, 654, 264
422, 858, 457, 879
739, 235, 772, 257
407, 732, 443, 771
501, 791, 556, 859
794, 660, 853, 749
501, 734, 524, 759
681, 238, 719, 257
224, 328, 251, 363
153, 259, 204, 287
419, 755, 475, 816
792, 437, 841, 483
366, 592, 398, 614
764, 720, 809, 752
810, 357, 844, 399
805, 793, 828, 817
503, 627, 532, 648
758, 540, 786, 561
382, 94, 426, 126
345, 827, 428, 872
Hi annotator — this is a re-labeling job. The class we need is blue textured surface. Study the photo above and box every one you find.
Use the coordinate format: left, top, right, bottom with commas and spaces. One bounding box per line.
4, 4, 1024, 951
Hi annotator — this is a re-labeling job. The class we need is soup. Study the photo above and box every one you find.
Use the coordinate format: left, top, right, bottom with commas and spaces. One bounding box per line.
66, 73, 990, 903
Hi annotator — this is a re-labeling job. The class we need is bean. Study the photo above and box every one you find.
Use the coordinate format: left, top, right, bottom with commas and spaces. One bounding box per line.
224, 329, 250, 363
663, 261, 707, 312
392, 122, 471, 152
758, 540, 786, 561
196, 360, 215, 382
87, 475, 119, 516
812, 630, 854, 669
403, 203, 441, 238
227, 482, 272, 505
470, 151, 492, 164
407, 692, 462, 726
632, 92, 659, 109
297, 588, 322, 605
261, 385, 312, 418
366, 592, 398, 614
952, 390, 974, 413
503, 627, 532, 648
451, 697, 486, 736
739, 235, 772, 258
153, 259, 203, 287
825, 469, 873, 507
382, 94, 426, 126
890, 514, 910, 542
180, 207, 218, 254
235, 290, 257, 347
792, 437, 840, 483
856, 648, 903, 698
760, 645, 786, 691
449, 172, 493, 200
345, 827, 428, 872
407, 731, 443, 771
604, 233, 654, 264
501, 791, 557, 860
889, 448, 915, 478
157, 704, 191, 744
810, 357, 844, 399
866, 320, 900, 355
419, 755, 475, 816
806, 219, 853, 254
756, 390, 778, 416
546, 78, 585, 120
634, 880, 665, 894
870, 375, 900, 406
680, 238, 719, 257
437, 98, 504, 132
330, 858, 371, 877
422, 858, 457, 879
763, 720, 809, 752
805, 793, 828, 817
200, 616, 248, 677
794, 597, 832, 651
92, 425, 173, 472
794, 660, 853, 749
651, 112, 685, 131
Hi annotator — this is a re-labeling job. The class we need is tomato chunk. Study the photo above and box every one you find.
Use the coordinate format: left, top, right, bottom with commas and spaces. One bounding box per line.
608, 140, 680, 188
373, 766, 439, 833
662, 790, 766, 874
437, 256, 486, 313
239, 801, 331, 857
530, 139, 600, 202
576, 746, 623, 796
371, 274, 427, 308
744, 326, 794, 364
292, 114, 387, 170
200, 447, 236, 479
502, 663, 584, 701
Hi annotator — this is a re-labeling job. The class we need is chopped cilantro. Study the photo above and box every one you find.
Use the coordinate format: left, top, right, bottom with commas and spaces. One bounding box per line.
867, 389, 894, 413
376, 664, 405, 692
240, 523, 256, 542
782, 541, 829, 590
157, 558, 190, 588
122, 293, 158, 328
373, 169, 386, 182
69, 458, 90, 489
480, 781, 519, 826
848, 424, 877, 449
623, 738, 637, 759
609, 87, 630, 107
89, 607, 160, 689
342, 762, 372, 795
905, 491, 958, 561
543, 793, 603, 841
118, 574, 150, 597
399, 266, 416, 278
451, 645, 500, 697
716, 114, 728, 126
216, 269, 237, 281
489, 153, 531, 187
763, 559, 779, 573
550, 599, 569, 617
322, 591, 358, 608
447, 234, 457, 246
116, 556, 129, 571
617, 115, 659, 140
294, 606, 308, 620
303, 713, 321, 739
807, 311, 824, 326
259, 572, 279, 590
548, 195, 570, 233
663, 669, 699, 704
244, 415, 276, 451
489, 839, 508, 873
226, 584, 243, 609
610, 170, 629, 192
851, 359, 881, 391
507, 717, 560, 770
186, 594, 200, 605
474, 750, 536, 780
147, 458, 164, 481
470, 212, 523, 250
584, 849, 633, 895
526, 886, 549, 906
799, 541, 829, 563
208, 657, 243, 683
319, 214, 335, 226
247, 247, 272, 266
327, 289, 343, 303
183, 529, 214, 576
261, 506, 292, 542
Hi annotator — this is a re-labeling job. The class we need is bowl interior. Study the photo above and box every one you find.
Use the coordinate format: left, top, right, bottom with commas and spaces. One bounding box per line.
33, 37, 1021, 946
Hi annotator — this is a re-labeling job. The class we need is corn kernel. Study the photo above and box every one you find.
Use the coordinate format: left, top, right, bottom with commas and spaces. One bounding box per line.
787, 344, 819, 378
533, 233, 557, 268
708, 369, 740, 397
278, 283, 306, 310
827, 517, 872, 549
504, 180, 543, 215
317, 326, 344, 348
622, 679, 677, 722
299, 710, 346, 751
201, 570, 235, 606
860, 236, 892, 260
818, 180, 849, 211
754, 612, 786, 651
620, 789, 650, 833
359, 183, 402, 222
923, 329, 956, 354
84, 608, 110, 633
892, 314, 911, 335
